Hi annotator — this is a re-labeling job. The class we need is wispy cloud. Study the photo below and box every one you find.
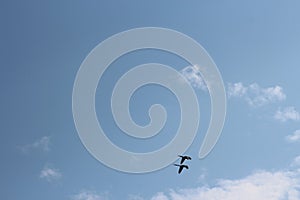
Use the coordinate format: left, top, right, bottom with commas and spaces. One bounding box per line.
71, 190, 107, 200
20, 136, 51, 153
39, 165, 62, 182
180, 65, 207, 91
228, 82, 286, 107
274, 107, 300, 122
286, 130, 300, 143
150, 169, 300, 200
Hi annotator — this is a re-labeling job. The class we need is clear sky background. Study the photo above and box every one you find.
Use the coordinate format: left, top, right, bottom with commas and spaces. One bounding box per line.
2, 0, 300, 200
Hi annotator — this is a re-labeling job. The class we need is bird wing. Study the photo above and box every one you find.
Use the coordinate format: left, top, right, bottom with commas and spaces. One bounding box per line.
180, 157, 185, 164
178, 166, 183, 174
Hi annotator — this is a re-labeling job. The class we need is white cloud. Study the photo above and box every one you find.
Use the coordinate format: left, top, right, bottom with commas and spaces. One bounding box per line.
274, 107, 300, 122
180, 65, 207, 91
20, 136, 51, 153
228, 82, 248, 97
228, 82, 286, 107
71, 191, 107, 200
39, 165, 62, 182
150, 170, 300, 200
286, 130, 300, 143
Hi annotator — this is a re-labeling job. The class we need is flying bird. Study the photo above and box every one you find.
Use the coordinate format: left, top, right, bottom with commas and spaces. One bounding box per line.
178, 155, 192, 164
174, 164, 189, 174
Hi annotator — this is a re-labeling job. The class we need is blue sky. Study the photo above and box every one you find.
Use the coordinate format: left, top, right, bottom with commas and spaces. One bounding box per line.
2, 0, 300, 199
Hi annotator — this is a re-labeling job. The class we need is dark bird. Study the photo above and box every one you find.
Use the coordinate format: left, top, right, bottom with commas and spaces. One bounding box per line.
174, 164, 189, 174
178, 155, 192, 164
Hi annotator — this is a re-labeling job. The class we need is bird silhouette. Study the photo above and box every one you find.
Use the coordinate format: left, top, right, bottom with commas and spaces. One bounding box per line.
174, 164, 189, 174
178, 155, 192, 164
